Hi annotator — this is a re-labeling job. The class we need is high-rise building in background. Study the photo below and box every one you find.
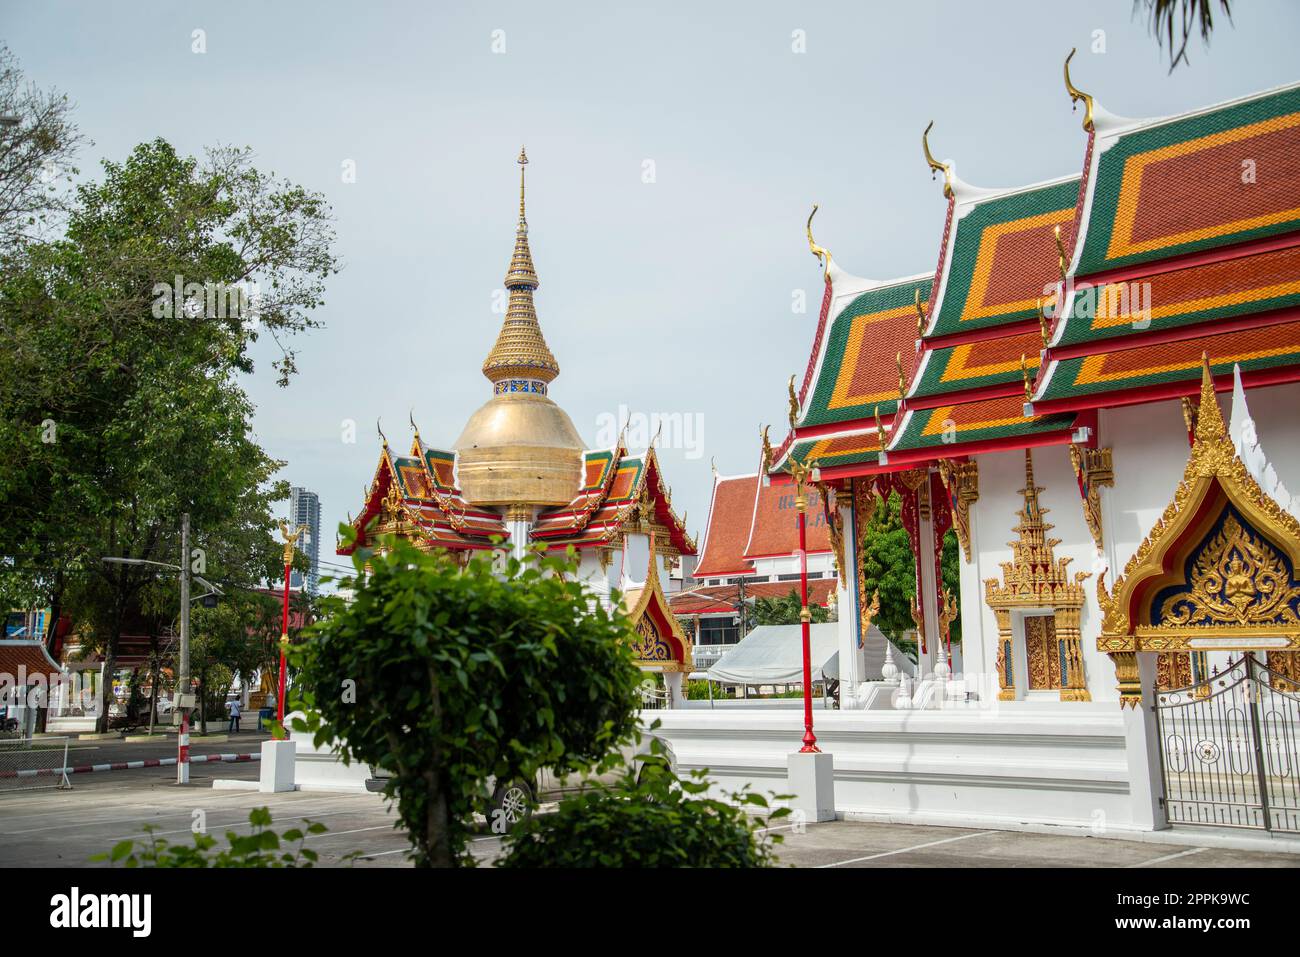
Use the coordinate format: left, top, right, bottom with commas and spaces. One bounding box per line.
289, 487, 321, 596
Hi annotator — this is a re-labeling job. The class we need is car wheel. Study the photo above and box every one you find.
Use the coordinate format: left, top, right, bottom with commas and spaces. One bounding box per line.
489, 779, 534, 833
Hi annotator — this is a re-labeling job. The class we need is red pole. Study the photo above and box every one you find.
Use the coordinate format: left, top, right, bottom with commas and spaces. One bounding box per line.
276, 559, 291, 738
797, 471, 818, 753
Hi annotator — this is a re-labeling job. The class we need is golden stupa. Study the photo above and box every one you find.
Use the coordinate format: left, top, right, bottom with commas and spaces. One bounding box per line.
454, 148, 585, 511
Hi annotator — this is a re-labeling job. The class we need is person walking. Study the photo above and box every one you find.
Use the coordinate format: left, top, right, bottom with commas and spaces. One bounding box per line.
226, 697, 241, 733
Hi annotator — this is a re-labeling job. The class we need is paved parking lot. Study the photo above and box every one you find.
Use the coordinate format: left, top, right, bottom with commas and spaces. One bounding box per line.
4, 754, 1300, 868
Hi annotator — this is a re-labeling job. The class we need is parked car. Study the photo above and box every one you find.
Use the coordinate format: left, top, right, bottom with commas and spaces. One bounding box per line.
364, 733, 677, 832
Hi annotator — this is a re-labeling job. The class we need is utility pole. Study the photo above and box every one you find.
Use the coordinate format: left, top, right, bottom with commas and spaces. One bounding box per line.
178, 513, 191, 785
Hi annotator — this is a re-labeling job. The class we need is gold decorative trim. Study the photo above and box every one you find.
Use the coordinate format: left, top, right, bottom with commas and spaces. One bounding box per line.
984, 449, 1091, 702
853, 478, 881, 648
1098, 357, 1300, 704
938, 459, 978, 562
1069, 444, 1114, 552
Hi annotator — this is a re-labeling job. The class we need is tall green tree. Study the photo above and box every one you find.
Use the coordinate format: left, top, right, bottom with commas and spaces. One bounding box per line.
0, 130, 338, 726
857, 491, 962, 649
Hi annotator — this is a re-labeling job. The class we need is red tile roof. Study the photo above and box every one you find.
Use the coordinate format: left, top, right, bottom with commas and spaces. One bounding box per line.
0, 640, 63, 678
693, 474, 761, 578
742, 481, 833, 561
669, 578, 838, 615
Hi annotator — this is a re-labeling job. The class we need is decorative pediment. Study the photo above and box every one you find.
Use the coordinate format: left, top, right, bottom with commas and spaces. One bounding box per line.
1098, 358, 1300, 658
622, 536, 693, 673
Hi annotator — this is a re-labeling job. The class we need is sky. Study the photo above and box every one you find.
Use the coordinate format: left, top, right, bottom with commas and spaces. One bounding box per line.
4, 0, 1298, 579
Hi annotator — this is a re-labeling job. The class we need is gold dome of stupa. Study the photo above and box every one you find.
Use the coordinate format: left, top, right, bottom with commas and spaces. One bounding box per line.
454, 148, 585, 509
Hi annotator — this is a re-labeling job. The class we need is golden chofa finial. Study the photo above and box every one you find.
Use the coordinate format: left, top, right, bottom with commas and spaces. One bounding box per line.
377, 418, 389, 448
922, 122, 954, 199
806, 204, 832, 280
760, 423, 773, 473
787, 374, 800, 429
1064, 49, 1095, 133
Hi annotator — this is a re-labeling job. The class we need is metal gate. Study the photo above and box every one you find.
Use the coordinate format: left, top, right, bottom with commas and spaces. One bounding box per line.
1156, 653, 1300, 832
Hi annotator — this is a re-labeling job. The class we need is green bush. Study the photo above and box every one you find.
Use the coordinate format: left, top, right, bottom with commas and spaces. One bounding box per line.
497, 740, 788, 868
292, 529, 644, 867
90, 807, 345, 868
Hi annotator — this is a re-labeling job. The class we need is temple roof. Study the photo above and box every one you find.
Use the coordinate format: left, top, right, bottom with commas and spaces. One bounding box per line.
1070, 83, 1300, 276
1033, 80, 1300, 414
797, 271, 931, 427
774, 72, 1300, 483
923, 175, 1080, 341
530, 445, 696, 555
693, 473, 761, 578
339, 435, 509, 554
669, 578, 839, 616
692, 470, 831, 579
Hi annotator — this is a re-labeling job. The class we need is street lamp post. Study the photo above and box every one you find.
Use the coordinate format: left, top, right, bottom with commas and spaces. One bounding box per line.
101, 516, 224, 786
789, 459, 819, 753
178, 513, 191, 783
275, 522, 307, 737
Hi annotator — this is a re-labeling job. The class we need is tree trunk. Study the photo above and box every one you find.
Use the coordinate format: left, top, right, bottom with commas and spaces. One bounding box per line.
422, 662, 453, 867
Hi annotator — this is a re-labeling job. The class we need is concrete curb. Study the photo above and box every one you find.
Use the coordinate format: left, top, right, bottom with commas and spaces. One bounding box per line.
838, 809, 1300, 854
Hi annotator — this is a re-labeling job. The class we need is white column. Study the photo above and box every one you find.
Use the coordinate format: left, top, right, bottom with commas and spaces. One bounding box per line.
837, 502, 862, 695
664, 671, 685, 709
916, 503, 940, 677
1122, 652, 1169, 831
957, 494, 987, 692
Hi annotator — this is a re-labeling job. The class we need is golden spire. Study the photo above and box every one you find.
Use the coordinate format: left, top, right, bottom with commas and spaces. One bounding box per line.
1014, 449, 1052, 550
482, 146, 561, 390
1195, 352, 1225, 443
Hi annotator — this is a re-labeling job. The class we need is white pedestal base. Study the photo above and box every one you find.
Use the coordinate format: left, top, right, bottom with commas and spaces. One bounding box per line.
787, 750, 836, 822
259, 739, 297, 793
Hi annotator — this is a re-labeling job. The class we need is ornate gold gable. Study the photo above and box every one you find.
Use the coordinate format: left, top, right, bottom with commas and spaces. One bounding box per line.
1098, 359, 1300, 706
623, 536, 693, 673
984, 449, 1091, 702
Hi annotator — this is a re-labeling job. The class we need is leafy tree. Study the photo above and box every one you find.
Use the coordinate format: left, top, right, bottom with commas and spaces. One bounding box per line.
1136, 0, 1232, 71
751, 588, 829, 627
858, 492, 916, 642
0, 132, 337, 726
292, 531, 645, 868
0, 45, 84, 249
941, 528, 962, 647
497, 739, 787, 868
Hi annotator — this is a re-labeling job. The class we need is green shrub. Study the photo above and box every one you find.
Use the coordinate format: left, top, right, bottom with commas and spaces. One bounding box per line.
497, 740, 788, 868
90, 807, 345, 868
292, 530, 644, 867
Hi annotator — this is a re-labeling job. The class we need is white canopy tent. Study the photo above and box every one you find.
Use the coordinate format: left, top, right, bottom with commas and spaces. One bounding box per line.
707, 623, 840, 686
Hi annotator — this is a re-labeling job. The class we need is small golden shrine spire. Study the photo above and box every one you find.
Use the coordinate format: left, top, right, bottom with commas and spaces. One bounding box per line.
1013, 449, 1052, 551
482, 147, 561, 393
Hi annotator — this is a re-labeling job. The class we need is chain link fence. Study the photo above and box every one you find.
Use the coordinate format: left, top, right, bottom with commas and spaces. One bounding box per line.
0, 737, 72, 790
